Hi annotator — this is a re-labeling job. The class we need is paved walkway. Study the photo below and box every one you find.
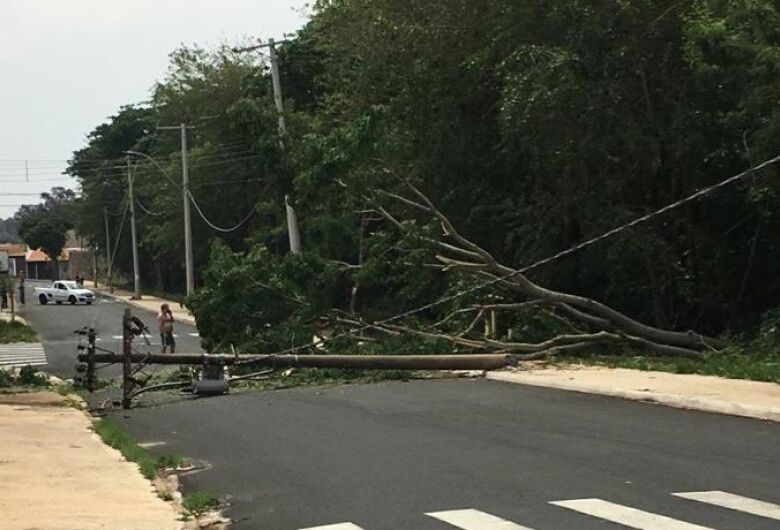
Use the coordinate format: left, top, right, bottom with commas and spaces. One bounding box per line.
488, 364, 780, 422
0, 392, 181, 530
94, 284, 196, 325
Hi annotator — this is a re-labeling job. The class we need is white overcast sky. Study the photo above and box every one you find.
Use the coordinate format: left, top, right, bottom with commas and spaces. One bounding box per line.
0, 0, 310, 218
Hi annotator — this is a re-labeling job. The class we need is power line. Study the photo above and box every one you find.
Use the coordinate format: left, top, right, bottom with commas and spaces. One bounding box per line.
238, 152, 780, 361
187, 189, 256, 233
135, 198, 164, 216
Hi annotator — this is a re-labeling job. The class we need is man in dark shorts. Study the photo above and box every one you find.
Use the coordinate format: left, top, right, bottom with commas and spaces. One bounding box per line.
157, 303, 175, 353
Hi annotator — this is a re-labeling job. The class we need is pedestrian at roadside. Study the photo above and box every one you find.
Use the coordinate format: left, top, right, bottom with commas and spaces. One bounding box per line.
158, 304, 176, 354
18, 276, 25, 305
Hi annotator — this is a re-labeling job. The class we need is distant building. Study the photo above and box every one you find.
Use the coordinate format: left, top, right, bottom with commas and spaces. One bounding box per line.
0, 243, 27, 277
25, 248, 54, 279
23, 246, 95, 280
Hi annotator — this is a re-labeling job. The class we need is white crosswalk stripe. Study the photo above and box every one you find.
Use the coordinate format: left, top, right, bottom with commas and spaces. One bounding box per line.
300, 489, 777, 529
301, 523, 363, 530
427, 509, 538, 529
0, 345, 47, 368
550, 499, 720, 529
673, 491, 780, 521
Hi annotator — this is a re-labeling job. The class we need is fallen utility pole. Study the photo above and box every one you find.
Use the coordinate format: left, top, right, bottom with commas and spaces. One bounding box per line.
77, 352, 515, 371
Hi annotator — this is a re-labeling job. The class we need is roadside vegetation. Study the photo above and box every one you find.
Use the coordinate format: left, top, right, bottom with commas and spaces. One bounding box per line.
181, 491, 220, 515
0, 365, 49, 389
0, 320, 37, 343
559, 309, 780, 383
93, 418, 183, 480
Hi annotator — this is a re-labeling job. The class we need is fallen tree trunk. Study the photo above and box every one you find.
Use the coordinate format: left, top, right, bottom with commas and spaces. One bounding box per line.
368, 180, 727, 357
78, 352, 515, 371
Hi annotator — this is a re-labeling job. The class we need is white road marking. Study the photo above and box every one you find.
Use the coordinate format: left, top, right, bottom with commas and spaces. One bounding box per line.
0, 361, 47, 367
427, 509, 538, 529
550, 499, 719, 529
138, 441, 167, 448
189, 332, 200, 337
301, 523, 363, 530
673, 491, 780, 521
0, 345, 47, 368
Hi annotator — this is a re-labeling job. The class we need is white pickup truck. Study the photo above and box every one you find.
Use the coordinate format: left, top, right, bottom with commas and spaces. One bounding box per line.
36, 281, 95, 305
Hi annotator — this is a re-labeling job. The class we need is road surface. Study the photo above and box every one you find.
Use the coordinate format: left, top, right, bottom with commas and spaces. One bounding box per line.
114, 378, 780, 530
19, 280, 202, 378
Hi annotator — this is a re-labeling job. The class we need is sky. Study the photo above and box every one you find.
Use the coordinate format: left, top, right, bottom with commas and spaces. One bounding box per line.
0, 0, 310, 218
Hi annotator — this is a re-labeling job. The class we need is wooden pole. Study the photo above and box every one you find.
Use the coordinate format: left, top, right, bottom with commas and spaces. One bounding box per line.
78, 352, 514, 371
122, 309, 133, 409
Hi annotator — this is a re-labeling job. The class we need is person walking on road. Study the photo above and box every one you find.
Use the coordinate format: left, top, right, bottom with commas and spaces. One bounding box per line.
158, 304, 176, 353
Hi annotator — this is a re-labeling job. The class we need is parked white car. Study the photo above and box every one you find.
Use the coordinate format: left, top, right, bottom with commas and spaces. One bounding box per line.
36, 281, 95, 305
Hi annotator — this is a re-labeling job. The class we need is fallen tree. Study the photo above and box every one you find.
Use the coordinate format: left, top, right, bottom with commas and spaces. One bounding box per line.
355, 181, 726, 360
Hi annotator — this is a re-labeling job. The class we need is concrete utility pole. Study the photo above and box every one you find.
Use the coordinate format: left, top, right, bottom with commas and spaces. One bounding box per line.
157, 124, 195, 295
180, 124, 194, 295
103, 208, 113, 293
285, 195, 302, 254
267, 37, 287, 138
127, 157, 141, 299
233, 37, 290, 139
233, 37, 302, 254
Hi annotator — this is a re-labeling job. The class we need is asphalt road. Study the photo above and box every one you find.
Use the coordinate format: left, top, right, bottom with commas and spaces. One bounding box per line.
19, 280, 202, 378
115, 378, 780, 530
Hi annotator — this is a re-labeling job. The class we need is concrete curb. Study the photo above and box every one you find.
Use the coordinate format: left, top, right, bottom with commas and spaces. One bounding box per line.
485, 371, 780, 422
0, 312, 29, 326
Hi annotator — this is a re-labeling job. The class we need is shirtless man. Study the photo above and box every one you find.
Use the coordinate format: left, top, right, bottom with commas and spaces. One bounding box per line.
157, 303, 175, 353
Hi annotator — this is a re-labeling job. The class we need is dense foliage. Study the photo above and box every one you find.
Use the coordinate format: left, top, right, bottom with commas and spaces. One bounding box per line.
65, 0, 780, 353
0, 218, 20, 243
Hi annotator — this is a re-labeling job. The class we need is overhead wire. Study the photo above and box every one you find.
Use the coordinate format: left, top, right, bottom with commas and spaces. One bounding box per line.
135, 198, 164, 216
186, 188, 256, 232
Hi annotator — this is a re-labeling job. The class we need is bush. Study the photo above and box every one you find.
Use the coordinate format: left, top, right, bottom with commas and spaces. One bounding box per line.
18, 365, 49, 386
182, 491, 220, 514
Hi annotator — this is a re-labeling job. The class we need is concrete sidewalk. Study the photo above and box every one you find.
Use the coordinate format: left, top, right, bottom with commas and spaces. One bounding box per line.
95, 284, 196, 326
487, 365, 780, 422
0, 392, 181, 530
0, 310, 30, 326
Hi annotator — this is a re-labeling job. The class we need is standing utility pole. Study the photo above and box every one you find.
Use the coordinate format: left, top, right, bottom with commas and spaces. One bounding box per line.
158, 124, 195, 295
233, 38, 290, 139
104, 208, 113, 293
127, 157, 141, 299
180, 123, 194, 295
267, 38, 287, 139
233, 37, 301, 254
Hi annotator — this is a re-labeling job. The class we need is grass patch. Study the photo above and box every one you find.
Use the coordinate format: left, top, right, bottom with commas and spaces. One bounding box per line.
93, 418, 183, 480
182, 491, 220, 514
557, 349, 780, 383
0, 320, 37, 343
556, 307, 780, 382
